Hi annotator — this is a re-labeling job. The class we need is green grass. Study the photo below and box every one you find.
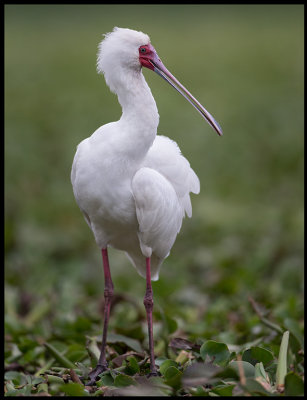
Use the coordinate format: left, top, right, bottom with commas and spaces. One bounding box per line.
5, 4, 303, 396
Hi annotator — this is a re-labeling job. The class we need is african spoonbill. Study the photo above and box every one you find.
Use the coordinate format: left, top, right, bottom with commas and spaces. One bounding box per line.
71, 27, 222, 384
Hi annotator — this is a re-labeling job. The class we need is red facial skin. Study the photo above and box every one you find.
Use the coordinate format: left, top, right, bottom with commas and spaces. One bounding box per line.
139, 44, 159, 70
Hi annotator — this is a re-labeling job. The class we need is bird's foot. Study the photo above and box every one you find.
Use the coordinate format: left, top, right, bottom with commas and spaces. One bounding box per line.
86, 363, 108, 386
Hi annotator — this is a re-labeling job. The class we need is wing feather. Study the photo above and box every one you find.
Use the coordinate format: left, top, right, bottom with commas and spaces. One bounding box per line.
132, 167, 183, 261
142, 135, 200, 217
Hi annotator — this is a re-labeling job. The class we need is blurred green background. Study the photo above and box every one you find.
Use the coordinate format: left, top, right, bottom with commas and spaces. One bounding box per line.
5, 4, 303, 350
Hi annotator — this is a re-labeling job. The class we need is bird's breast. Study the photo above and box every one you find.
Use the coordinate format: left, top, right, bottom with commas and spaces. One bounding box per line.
73, 138, 139, 231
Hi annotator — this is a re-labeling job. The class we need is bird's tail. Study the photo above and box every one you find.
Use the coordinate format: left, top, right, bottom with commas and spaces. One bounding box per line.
125, 251, 163, 281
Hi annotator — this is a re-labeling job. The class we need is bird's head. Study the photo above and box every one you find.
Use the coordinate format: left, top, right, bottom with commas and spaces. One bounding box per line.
97, 27, 150, 74
97, 27, 222, 136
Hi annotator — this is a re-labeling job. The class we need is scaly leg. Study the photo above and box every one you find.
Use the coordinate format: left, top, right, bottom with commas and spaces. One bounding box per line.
87, 248, 114, 385
144, 257, 158, 376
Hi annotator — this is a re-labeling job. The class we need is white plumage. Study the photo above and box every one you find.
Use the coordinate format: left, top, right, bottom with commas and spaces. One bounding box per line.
71, 27, 221, 281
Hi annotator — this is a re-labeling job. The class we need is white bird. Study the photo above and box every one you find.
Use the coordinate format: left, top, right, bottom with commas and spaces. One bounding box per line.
71, 27, 222, 384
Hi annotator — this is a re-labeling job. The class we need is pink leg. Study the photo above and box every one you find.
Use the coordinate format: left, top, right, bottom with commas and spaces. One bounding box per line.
143, 257, 158, 375
88, 248, 114, 385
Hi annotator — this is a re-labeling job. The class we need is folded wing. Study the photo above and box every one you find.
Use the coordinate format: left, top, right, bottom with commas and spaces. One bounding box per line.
142, 135, 200, 218
132, 167, 183, 262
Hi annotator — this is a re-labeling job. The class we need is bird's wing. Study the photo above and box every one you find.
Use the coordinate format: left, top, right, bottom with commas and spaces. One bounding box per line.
132, 167, 183, 261
142, 135, 200, 218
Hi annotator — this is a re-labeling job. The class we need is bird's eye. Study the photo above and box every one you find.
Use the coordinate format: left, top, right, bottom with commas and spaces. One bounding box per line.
140, 47, 146, 53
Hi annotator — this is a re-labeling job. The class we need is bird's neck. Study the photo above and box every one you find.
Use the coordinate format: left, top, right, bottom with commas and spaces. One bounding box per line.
114, 70, 159, 160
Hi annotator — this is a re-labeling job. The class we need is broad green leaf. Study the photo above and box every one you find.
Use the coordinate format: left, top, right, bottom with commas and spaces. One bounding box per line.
98, 372, 114, 387
154, 356, 168, 366
242, 346, 274, 366
114, 374, 137, 387
284, 372, 304, 396
191, 385, 210, 396
163, 366, 182, 389
200, 340, 230, 365
4, 371, 27, 386
124, 356, 140, 375
32, 376, 44, 385
229, 360, 255, 378
211, 384, 235, 396
59, 383, 90, 396
46, 374, 65, 384
106, 333, 143, 353
159, 359, 178, 376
